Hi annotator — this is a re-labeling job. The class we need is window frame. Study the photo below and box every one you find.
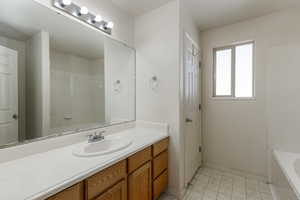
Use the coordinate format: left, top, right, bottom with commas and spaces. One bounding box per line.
213, 41, 255, 99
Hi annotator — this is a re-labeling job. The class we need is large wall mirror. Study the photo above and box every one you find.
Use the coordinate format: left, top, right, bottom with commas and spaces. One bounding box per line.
0, 0, 135, 147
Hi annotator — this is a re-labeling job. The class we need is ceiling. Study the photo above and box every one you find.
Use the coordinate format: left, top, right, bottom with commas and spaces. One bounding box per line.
185, 0, 300, 31
112, 0, 172, 16
0, 0, 105, 59
111, 0, 300, 30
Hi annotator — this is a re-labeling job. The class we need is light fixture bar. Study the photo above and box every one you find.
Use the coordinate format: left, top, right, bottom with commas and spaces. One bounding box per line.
53, 0, 113, 35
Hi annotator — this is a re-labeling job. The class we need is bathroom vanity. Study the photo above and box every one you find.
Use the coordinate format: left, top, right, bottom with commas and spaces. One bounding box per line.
47, 138, 168, 200
0, 123, 169, 200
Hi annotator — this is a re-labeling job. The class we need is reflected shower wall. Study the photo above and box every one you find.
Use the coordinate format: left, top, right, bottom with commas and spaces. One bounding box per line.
50, 49, 105, 132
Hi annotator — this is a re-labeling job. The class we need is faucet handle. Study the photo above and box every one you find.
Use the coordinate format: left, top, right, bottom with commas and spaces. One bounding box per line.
96, 130, 105, 136
87, 130, 105, 143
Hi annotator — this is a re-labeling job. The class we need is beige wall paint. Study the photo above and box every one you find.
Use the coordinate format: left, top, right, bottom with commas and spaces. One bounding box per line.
50, 49, 105, 131
134, 0, 182, 197
26, 31, 50, 139
264, 9, 300, 154
104, 39, 135, 124
200, 8, 300, 178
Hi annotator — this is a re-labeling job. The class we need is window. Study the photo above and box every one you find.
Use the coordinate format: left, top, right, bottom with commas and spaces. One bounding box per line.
213, 42, 254, 98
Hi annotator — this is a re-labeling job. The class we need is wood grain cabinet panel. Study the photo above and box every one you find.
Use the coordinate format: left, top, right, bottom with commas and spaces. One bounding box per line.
47, 182, 84, 200
94, 180, 126, 200
128, 147, 151, 173
153, 138, 169, 157
153, 151, 168, 179
153, 170, 168, 200
128, 162, 152, 200
86, 161, 126, 200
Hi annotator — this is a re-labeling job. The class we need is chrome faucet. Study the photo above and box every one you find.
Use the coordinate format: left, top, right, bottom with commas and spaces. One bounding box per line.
88, 131, 105, 143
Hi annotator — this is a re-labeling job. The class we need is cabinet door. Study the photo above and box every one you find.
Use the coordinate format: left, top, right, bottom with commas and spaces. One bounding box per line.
128, 162, 152, 200
95, 180, 127, 200
47, 182, 84, 200
153, 170, 168, 200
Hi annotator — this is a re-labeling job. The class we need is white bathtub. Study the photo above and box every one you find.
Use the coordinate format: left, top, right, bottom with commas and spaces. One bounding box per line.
271, 150, 300, 200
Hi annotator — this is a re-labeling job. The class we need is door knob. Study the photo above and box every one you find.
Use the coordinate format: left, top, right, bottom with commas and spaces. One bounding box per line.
12, 114, 18, 120
185, 118, 193, 123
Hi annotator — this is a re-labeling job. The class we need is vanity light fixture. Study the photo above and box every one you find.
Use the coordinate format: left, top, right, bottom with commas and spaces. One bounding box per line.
61, 0, 71, 6
80, 6, 89, 15
94, 15, 103, 23
53, 0, 113, 35
106, 22, 114, 29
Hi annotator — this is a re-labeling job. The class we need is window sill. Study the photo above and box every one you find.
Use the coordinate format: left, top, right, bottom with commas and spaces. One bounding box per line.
210, 97, 256, 101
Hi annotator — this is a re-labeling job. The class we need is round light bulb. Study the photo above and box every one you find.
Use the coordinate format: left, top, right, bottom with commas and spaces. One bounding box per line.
106, 21, 114, 29
62, 0, 72, 6
80, 6, 89, 15
94, 15, 103, 22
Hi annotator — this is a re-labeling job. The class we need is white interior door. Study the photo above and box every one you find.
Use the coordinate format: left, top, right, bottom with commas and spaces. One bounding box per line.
0, 45, 18, 145
184, 33, 202, 186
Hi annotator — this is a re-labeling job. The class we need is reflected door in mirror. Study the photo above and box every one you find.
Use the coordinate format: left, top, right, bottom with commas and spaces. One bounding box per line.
0, 45, 18, 145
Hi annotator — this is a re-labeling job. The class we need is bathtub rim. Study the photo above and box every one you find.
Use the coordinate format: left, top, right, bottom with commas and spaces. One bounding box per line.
273, 150, 300, 200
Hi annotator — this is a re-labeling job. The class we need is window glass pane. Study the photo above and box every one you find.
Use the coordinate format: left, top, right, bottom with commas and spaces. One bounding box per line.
235, 43, 253, 97
215, 49, 232, 96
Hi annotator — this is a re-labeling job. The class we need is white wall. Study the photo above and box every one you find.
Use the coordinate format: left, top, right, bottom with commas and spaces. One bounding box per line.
180, 1, 200, 46
35, 0, 134, 46
26, 31, 50, 139
265, 12, 300, 154
134, 0, 183, 197
0, 36, 26, 141
200, 8, 300, 178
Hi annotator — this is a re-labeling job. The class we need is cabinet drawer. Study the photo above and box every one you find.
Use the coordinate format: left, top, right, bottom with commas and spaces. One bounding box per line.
86, 161, 126, 200
153, 170, 168, 200
47, 182, 84, 200
94, 180, 126, 200
128, 147, 152, 173
153, 151, 168, 179
153, 138, 169, 157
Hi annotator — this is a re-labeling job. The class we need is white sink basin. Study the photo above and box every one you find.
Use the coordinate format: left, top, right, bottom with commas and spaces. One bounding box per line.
73, 136, 132, 157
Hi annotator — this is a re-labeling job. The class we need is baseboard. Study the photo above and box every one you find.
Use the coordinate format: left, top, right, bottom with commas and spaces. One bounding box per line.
166, 187, 181, 200
203, 162, 268, 182
270, 184, 279, 200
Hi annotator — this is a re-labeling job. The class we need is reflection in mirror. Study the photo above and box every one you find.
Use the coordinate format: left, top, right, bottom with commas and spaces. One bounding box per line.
0, 0, 135, 147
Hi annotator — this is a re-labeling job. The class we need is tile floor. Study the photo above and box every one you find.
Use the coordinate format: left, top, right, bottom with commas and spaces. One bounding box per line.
159, 167, 274, 200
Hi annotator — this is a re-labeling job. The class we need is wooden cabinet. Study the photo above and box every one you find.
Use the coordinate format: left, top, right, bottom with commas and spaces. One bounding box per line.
47, 182, 84, 200
94, 180, 126, 200
128, 162, 152, 200
128, 147, 152, 173
85, 161, 126, 200
153, 151, 168, 179
153, 170, 168, 200
152, 139, 169, 200
47, 138, 169, 200
153, 138, 169, 157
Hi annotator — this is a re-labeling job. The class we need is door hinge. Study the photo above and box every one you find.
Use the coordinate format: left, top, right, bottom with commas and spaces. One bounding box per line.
199, 104, 202, 111
199, 146, 202, 153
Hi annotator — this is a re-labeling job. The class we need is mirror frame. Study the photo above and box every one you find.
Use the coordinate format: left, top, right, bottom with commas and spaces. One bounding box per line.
0, 0, 136, 149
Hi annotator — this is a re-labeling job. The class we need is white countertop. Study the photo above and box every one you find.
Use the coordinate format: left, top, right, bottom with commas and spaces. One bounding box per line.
0, 124, 168, 200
